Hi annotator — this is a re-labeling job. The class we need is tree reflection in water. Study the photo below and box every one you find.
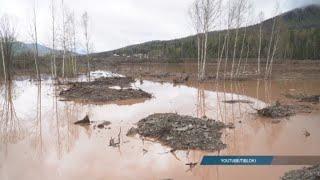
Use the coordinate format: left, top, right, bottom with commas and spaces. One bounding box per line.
0, 80, 24, 155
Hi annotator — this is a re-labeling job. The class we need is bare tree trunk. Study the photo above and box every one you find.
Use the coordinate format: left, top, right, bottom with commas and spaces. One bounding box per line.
201, 32, 208, 79
51, 0, 57, 78
267, 31, 280, 78
243, 43, 249, 73
33, 1, 40, 80
0, 40, 6, 82
257, 20, 263, 74
231, 28, 239, 79
224, 33, 229, 79
82, 11, 91, 80
197, 35, 200, 79
62, 0, 66, 78
216, 32, 227, 80
236, 26, 247, 77
265, 17, 276, 77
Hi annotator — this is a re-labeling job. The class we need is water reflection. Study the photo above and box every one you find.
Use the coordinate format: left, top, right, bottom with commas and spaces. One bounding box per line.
0, 81, 24, 155
0, 74, 319, 180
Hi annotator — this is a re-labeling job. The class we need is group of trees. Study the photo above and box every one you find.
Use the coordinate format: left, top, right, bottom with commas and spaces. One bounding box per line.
0, 0, 92, 81
111, 1, 319, 80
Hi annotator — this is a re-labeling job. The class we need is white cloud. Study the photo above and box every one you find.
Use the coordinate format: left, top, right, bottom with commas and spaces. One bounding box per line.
0, 0, 318, 52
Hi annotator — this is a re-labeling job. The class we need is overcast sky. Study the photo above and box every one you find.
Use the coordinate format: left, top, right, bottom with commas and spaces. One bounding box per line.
0, 0, 319, 52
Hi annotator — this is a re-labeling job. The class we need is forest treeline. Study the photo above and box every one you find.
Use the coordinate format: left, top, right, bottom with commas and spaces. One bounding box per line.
107, 4, 320, 61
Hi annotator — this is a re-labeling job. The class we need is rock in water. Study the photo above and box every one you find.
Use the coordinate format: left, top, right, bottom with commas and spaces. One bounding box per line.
74, 115, 90, 125
97, 121, 111, 129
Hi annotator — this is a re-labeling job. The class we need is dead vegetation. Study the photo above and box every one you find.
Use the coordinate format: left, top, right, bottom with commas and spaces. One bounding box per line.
282, 164, 320, 180
59, 76, 152, 103
127, 113, 230, 152
258, 101, 313, 118
285, 92, 320, 104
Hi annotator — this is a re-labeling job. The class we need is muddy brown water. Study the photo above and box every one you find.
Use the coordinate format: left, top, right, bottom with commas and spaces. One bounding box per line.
0, 70, 320, 180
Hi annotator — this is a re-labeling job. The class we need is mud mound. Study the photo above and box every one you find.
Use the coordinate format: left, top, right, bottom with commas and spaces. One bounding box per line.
59, 77, 151, 103
282, 164, 320, 180
60, 85, 151, 103
70, 76, 134, 88
258, 102, 313, 118
127, 113, 228, 151
258, 103, 295, 118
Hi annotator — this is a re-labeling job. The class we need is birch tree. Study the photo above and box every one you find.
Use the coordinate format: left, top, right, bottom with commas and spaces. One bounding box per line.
50, 0, 57, 77
265, 1, 280, 79
0, 15, 16, 81
230, 0, 247, 79
82, 11, 91, 79
257, 12, 264, 75
61, 0, 67, 78
32, 0, 40, 80
189, 0, 221, 80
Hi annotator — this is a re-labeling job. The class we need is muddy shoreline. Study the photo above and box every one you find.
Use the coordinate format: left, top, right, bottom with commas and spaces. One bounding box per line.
100, 62, 320, 84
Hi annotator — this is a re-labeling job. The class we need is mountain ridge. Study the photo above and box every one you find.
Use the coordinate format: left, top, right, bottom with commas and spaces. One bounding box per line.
92, 4, 320, 60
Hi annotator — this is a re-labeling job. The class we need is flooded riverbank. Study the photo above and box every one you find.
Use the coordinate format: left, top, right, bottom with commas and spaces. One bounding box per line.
0, 70, 320, 180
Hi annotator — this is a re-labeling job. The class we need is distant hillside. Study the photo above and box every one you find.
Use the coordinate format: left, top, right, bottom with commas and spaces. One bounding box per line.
93, 4, 320, 60
13, 42, 56, 57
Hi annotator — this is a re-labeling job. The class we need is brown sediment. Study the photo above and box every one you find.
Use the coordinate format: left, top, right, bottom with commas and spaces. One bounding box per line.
76, 76, 134, 87
127, 113, 228, 152
59, 77, 152, 103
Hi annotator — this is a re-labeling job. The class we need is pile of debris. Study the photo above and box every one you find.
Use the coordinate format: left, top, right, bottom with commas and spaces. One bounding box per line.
59, 76, 152, 103
285, 92, 320, 104
258, 101, 312, 118
282, 164, 320, 180
127, 113, 230, 152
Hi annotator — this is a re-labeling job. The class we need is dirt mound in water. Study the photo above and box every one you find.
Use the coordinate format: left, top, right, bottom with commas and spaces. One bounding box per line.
282, 164, 320, 180
127, 113, 229, 152
70, 76, 135, 87
258, 101, 313, 118
59, 77, 151, 103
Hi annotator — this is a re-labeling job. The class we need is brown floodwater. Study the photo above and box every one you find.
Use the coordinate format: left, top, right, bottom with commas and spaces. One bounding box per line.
0, 70, 320, 180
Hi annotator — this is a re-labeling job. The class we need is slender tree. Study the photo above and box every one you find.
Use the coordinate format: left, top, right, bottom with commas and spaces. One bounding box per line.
230, 0, 247, 79
265, 1, 280, 79
61, 0, 67, 78
257, 12, 264, 75
189, 0, 221, 80
81, 12, 90, 79
0, 15, 16, 81
51, 0, 57, 77
32, 0, 40, 80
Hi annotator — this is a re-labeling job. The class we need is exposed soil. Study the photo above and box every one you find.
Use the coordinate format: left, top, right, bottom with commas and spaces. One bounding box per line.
73, 76, 134, 87
258, 101, 313, 118
100, 61, 320, 85
282, 164, 320, 180
127, 113, 229, 151
59, 77, 152, 103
